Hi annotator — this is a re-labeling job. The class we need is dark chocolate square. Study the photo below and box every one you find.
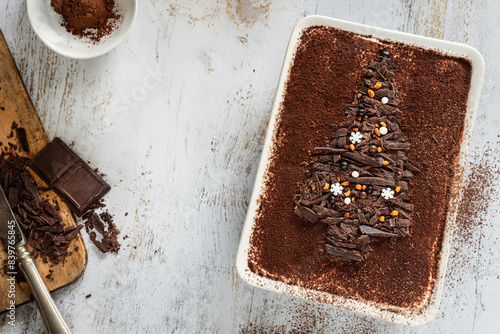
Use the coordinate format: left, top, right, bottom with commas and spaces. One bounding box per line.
52, 162, 110, 217
29, 138, 79, 184
30, 137, 111, 217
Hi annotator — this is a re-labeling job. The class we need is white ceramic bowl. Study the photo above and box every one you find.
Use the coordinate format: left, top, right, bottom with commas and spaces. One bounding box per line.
27, 0, 137, 59
236, 16, 485, 326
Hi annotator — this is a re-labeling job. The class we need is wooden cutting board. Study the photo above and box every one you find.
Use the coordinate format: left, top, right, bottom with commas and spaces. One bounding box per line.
0, 29, 87, 312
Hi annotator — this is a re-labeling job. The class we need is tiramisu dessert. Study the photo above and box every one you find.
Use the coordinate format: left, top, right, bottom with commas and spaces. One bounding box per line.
248, 26, 472, 310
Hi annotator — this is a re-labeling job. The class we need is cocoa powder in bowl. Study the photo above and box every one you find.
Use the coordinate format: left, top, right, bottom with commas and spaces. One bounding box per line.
51, 0, 119, 42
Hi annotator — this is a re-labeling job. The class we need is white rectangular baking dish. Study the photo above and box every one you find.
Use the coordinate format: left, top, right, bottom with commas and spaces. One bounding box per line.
236, 16, 485, 326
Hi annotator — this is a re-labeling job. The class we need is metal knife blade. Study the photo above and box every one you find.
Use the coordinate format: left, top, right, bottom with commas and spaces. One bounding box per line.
0, 186, 26, 251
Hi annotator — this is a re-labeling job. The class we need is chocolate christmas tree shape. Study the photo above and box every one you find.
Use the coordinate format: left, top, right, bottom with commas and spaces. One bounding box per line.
294, 51, 419, 261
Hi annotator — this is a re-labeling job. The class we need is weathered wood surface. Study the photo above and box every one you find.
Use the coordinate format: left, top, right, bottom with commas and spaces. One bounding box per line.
1, 0, 499, 333
0, 30, 87, 312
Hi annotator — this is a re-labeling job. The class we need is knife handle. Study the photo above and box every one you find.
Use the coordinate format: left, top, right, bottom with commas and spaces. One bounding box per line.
16, 243, 72, 334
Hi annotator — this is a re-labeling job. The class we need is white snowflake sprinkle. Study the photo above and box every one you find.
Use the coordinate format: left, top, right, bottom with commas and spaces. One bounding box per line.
330, 183, 343, 196
349, 131, 363, 144
379, 126, 388, 135
381, 97, 389, 104
381, 188, 395, 200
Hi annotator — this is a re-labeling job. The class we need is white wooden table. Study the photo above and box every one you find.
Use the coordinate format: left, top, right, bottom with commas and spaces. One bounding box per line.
1, 1, 499, 333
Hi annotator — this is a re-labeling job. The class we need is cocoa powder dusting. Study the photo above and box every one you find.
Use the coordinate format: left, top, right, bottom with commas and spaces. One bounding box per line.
449, 145, 500, 275
51, 0, 119, 43
248, 27, 472, 309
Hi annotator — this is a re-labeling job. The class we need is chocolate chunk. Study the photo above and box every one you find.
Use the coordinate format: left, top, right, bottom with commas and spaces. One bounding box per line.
30, 138, 110, 216
376, 152, 396, 165
64, 225, 83, 241
357, 210, 368, 224
384, 141, 410, 150
355, 235, 371, 245
81, 206, 119, 254
325, 244, 363, 261
359, 225, 398, 237
8, 188, 19, 208
312, 205, 338, 217
397, 209, 411, 219
358, 86, 369, 95
397, 193, 410, 201
388, 197, 414, 211
402, 170, 413, 178
342, 219, 360, 225
349, 165, 374, 176
375, 88, 395, 99
332, 128, 349, 138
396, 181, 409, 192
37, 226, 63, 233
404, 162, 420, 173
322, 217, 343, 225
340, 223, 357, 236
89, 231, 110, 253
40, 212, 58, 226
20, 172, 39, 203
15, 127, 30, 153
319, 154, 334, 162
338, 136, 347, 147
397, 219, 413, 228
90, 212, 105, 235
311, 162, 334, 173
327, 237, 357, 249
294, 205, 319, 223
349, 177, 395, 187
343, 152, 381, 166
327, 225, 345, 239
314, 147, 347, 154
